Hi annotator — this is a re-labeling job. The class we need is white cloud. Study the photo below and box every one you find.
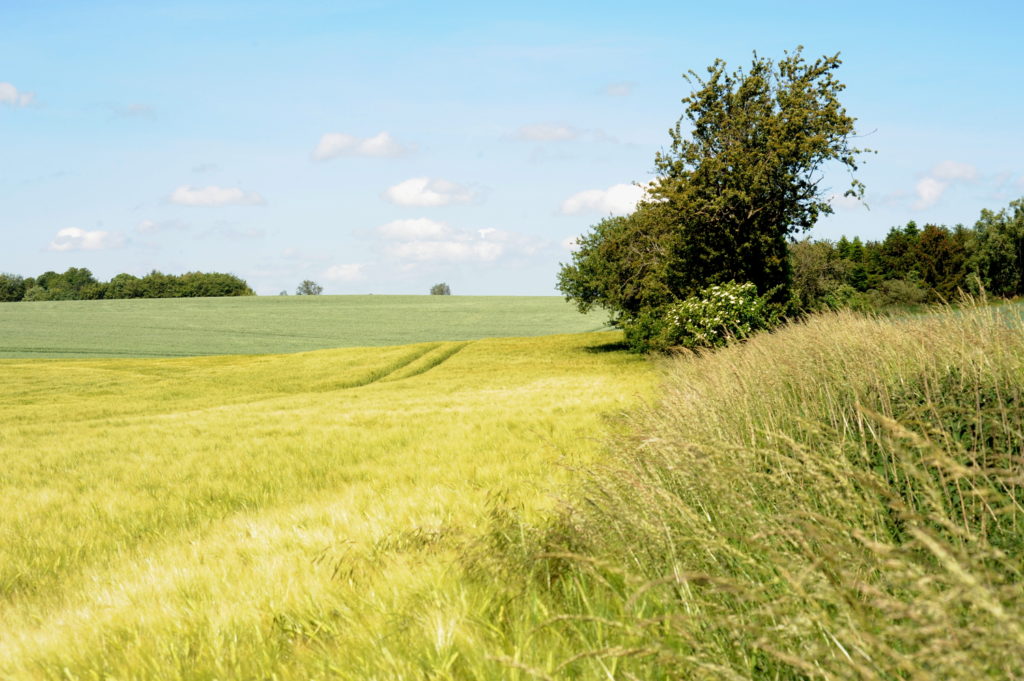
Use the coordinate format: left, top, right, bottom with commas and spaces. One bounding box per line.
914, 177, 947, 210
561, 235, 580, 251
377, 217, 452, 240
0, 82, 34, 107
313, 131, 410, 160
560, 183, 645, 216
170, 185, 265, 206
912, 161, 979, 210
324, 263, 366, 281
514, 123, 580, 142
931, 160, 978, 182
377, 218, 544, 264
390, 240, 504, 262
383, 177, 475, 207
603, 81, 635, 97
48, 228, 125, 252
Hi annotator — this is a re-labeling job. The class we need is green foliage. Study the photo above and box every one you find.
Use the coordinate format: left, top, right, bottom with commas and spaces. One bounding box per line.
107, 273, 143, 299
21, 285, 51, 302
429, 282, 451, 295
1, 268, 253, 301
0, 273, 26, 302
861, 277, 929, 308
789, 238, 850, 311
557, 205, 677, 320
788, 198, 1024, 313
649, 47, 867, 304
971, 197, 1024, 297
623, 281, 773, 352
559, 47, 867, 351
295, 279, 323, 295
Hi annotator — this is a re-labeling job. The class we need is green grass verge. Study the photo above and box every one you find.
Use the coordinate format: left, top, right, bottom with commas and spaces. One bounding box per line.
477, 304, 1024, 679
0, 295, 609, 358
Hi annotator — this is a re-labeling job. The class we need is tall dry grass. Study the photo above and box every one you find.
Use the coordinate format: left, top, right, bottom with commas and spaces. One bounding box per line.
484, 303, 1024, 679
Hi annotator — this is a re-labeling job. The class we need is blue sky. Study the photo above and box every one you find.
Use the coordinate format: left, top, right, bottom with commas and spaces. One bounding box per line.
2, 1, 1021, 295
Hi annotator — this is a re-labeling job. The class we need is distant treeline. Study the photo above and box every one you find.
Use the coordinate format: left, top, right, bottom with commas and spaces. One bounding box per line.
791, 197, 1024, 311
0, 268, 254, 302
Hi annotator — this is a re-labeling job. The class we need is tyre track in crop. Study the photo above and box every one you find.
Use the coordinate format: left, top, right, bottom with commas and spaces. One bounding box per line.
379, 341, 470, 383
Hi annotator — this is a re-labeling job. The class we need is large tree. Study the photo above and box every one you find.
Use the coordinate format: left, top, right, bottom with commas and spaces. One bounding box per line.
559, 47, 868, 326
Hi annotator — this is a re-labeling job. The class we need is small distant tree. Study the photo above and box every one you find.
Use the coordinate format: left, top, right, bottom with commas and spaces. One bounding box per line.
296, 280, 323, 295
279, 290, 289, 296
430, 282, 451, 295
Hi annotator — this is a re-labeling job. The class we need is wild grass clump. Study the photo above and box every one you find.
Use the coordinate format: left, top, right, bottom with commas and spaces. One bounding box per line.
494, 302, 1024, 679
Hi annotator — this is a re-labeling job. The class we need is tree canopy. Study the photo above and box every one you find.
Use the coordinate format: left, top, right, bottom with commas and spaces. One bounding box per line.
558, 48, 868, 347
430, 282, 452, 295
296, 280, 324, 296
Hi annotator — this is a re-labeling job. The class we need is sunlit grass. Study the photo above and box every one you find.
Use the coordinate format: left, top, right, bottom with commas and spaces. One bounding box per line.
478, 303, 1024, 679
0, 332, 653, 679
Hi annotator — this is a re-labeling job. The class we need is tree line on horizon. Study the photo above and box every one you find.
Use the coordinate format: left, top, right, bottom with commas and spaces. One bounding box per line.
791, 198, 1024, 312
0, 268, 254, 302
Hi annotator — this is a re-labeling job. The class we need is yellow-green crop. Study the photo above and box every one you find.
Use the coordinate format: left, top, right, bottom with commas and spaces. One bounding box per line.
0, 331, 653, 680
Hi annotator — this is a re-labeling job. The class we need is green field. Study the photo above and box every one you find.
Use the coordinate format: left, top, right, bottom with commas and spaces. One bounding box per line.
0, 295, 609, 358
0, 326, 654, 679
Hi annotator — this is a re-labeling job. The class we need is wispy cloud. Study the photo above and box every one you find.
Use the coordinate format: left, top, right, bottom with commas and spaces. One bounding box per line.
560, 183, 645, 216
931, 160, 978, 182
0, 82, 34, 107
603, 81, 635, 97
513, 123, 580, 142
324, 263, 366, 281
383, 177, 476, 207
377, 218, 452, 240
48, 228, 125, 251
170, 185, 265, 206
200, 225, 265, 239
313, 131, 411, 160
377, 219, 544, 264
109, 103, 155, 119
913, 160, 978, 209
136, 219, 187, 233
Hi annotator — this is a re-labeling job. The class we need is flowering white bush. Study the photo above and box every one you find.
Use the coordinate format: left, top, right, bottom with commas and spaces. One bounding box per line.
665, 281, 770, 349
624, 281, 774, 352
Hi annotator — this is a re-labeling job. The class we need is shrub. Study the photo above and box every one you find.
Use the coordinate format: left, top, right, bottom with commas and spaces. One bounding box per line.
430, 282, 451, 295
22, 285, 51, 302
623, 281, 774, 352
863, 277, 929, 309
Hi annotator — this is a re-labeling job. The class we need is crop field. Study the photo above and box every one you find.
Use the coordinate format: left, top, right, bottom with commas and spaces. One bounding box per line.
0, 295, 609, 358
0, 329, 654, 679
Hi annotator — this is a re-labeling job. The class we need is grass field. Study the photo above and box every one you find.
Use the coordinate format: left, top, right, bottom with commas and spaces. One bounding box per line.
0, 295, 608, 358
0, 329, 654, 679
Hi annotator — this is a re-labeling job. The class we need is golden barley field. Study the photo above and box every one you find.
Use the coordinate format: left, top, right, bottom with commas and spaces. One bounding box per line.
0, 332, 654, 680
